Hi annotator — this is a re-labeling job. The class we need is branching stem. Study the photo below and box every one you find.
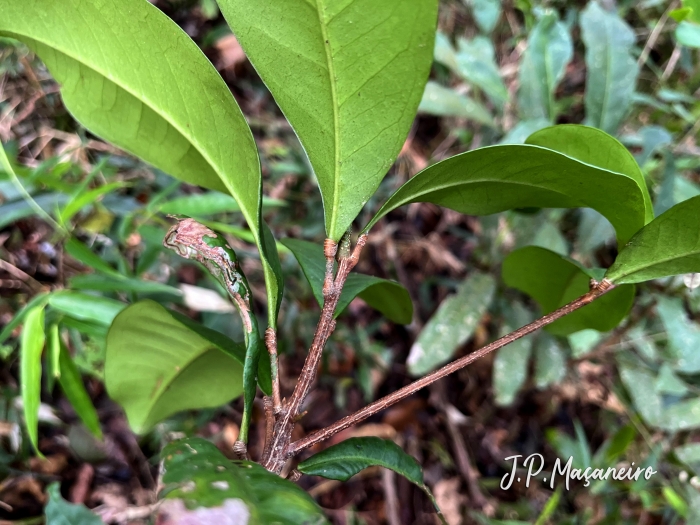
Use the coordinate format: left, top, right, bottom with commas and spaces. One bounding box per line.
286, 279, 615, 457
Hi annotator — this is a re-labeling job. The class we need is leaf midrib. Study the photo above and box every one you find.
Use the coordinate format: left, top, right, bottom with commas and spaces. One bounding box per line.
314, 0, 342, 239
610, 247, 700, 283
4, 28, 259, 232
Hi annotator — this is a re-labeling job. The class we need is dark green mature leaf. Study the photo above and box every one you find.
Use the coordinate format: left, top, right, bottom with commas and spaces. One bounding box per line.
526, 125, 654, 224
606, 196, 700, 284
281, 238, 413, 324
218, 0, 438, 241
20, 305, 45, 455
502, 246, 635, 335
366, 141, 648, 246
45, 483, 105, 525
418, 81, 494, 126
299, 437, 422, 482
0, 0, 282, 329
160, 438, 327, 524
407, 272, 495, 376
518, 9, 572, 121
105, 301, 247, 433
58, 343, 102, 439
580, 1, 639, 133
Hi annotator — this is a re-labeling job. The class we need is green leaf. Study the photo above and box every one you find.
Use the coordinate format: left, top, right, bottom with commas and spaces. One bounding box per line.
605, 196, 700, 284
0, 292, 49, 345
0, 0, 282, 330
68, 274, 182, 296
20, 304, 46, 455
656, 297, 700, 374
407, 272, 495, 376
105, 300, 246, 433
580, 1, 639, 133
526, 125, 653, 224
502, 246, 635, 335
280, 238, 413, 324
454, 36, 508, 109
158, 193, 285, 217
676, 21, 700, 48
48, 291, 126, 326
64, 238, 122, 278
518, 9, 572, 121
534, 334, 567, 389
675, 443, 700, 474
160, 438, 327, 524
218, 0, 438, 240
366, 140, 648, 246
45, 482, 105, 525
58, 342, 103, 439
493, 302, 534, 406
468, 0, 502, 33
418, 81, 494, 126
59, 181, 128, 224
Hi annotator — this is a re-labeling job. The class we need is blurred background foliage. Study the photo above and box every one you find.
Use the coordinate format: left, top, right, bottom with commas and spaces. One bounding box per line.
0, 0, 699, 523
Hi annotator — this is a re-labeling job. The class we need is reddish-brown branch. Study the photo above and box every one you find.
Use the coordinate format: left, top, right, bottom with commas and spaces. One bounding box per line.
262, 234, 368, 473
264, 327, 282, 413
286, 279, 615, 457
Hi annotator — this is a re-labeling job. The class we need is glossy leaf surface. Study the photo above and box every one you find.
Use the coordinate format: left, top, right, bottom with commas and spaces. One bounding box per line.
502, 246, 635, 335
218, 0, 438, 240
606, 196, 700, 284
366, 141, 647, 246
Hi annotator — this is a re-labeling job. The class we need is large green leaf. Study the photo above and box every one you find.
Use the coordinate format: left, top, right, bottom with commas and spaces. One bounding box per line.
518, 9, 572, 121
105, 300, 248, 433
48, 291, 126, 326
45, 483, 105, 525
280, 238, 413, 324
580, 1, 639, 134
58, 343, 103, 439
218, 0, 438, 241
160, 438, 327, 524
502, 246, 635, 336
0, 0, 282, 329
20, 304, 46, 455
407, 273, 495, 376
526, 125, 653, 224
365, 141, 647, 246
605, 196, 700, 284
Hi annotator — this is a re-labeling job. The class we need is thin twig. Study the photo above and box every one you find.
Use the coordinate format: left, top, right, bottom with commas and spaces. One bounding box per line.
265, 327, 282, 413
637, 2, 675, 68
287, 280, 616, 456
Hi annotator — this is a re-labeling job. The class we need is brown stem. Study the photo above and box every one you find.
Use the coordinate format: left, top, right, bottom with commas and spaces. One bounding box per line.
286, 279, 615, 457
265, 327, 282, 413
262, 234, 368, 473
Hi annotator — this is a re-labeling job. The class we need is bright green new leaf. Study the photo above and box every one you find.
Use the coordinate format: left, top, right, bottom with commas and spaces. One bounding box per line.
105, 300, 247, 434
58, 343, 103, 439
502, 246, 635, 335
606, 196, 700, 284
45, 483, 105, 525
218, 0, 438, 241
0, 0, 282, 329
518, 10, 573, 121
0, 292, 49, 345
20, 305, 45, 455
160, 438, 327, 524
418, 81, 494, 126
407, 273, 495, 376
366, 142, 648, 246
526, 125, 653, 224
281, 238, 413, 324
580, 1, 639, 133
